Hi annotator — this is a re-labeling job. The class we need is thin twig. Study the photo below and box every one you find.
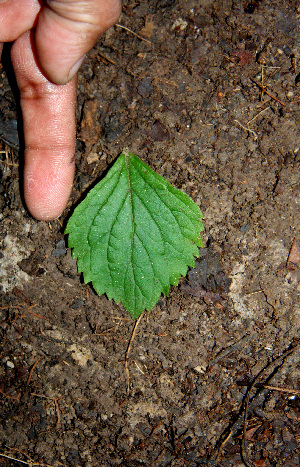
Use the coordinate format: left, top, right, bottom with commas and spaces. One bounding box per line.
242, 344, 300, 467
257, 384, 300, 395
0, 452, 54, 467
215, 429, 233, 462
246, 106, 270, 125
260, 283, 278, 321
234, 119, 258, 140
211, 343, 300, 463
115, 23, 152, 44
27, 359, 42, 386
25, 305, 47, 321
0, 388, 21, 401
0, 453, 33, 466
134, 360, 145, 375
125, 314, 143, 393
94, 327, 115, 336
53, 398, 62, 428
31, 393, 62, 428
99, 53, 116, 65
251, 79, 286, 106
260, 64, 264, 102
0, 150, 19, 167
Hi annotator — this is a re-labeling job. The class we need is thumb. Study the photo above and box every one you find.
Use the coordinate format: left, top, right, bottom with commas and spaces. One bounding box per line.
35, 0, 121, 85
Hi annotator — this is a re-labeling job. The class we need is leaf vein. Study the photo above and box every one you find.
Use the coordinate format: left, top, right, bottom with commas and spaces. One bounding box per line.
130, 169, 187, 242
134, 231, 164, 289
131, 161, 198, 220
125, 154, 138, 309
107, 190, 129, 278
130, 186, 181, 253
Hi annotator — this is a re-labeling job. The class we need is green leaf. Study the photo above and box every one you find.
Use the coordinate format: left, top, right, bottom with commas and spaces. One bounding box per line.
65, 151, 204, 319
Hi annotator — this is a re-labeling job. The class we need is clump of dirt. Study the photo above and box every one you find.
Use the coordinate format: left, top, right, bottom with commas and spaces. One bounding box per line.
1, 1, 300, 466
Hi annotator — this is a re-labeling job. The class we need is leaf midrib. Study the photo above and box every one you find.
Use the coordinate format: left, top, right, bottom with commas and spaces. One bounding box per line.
124, 152, 140, 308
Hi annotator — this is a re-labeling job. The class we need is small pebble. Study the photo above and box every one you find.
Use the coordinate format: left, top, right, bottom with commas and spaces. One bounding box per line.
71, 299, 84, 310
52, 239, 67, 257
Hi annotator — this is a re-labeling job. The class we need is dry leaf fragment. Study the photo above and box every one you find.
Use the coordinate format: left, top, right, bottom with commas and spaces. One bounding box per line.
287, 238, 300, 265
274, 181, 285, 194
236, 425, 260, 440
80, 99, 100, 145
86, 152, 100, 164
232, 49, 251, 67
140, 16, 154, 39
253, 460, 266, 467
171, 18, 188, 31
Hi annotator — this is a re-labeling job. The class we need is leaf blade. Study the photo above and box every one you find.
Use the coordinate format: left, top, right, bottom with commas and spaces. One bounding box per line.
66, 151, 204, 319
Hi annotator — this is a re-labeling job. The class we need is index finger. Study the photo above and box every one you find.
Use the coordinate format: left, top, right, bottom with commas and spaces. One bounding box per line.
11, 31, 77, 221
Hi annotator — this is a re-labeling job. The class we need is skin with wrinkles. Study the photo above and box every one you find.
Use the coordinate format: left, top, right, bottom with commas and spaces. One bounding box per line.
0, 0, 121, 221
0, 0, 41, 42
37, 1, 122, 83
11, 32, 76, 220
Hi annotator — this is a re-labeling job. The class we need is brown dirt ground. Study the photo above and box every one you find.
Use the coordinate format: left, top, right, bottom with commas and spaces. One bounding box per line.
1, 1, 300, 466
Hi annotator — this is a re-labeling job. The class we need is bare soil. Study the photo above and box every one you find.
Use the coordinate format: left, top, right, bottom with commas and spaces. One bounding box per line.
1, 1, 300, 466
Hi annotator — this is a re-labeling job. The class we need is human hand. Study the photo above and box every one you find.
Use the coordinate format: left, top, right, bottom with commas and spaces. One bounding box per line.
0, 0, 121, 221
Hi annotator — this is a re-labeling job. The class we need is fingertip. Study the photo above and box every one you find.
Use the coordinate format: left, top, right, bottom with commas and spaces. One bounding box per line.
24, 150, 75, 221
24, 186, 74, 222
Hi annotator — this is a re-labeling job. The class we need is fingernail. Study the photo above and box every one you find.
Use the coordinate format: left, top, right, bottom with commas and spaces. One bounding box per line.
68, 55, 86, 81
